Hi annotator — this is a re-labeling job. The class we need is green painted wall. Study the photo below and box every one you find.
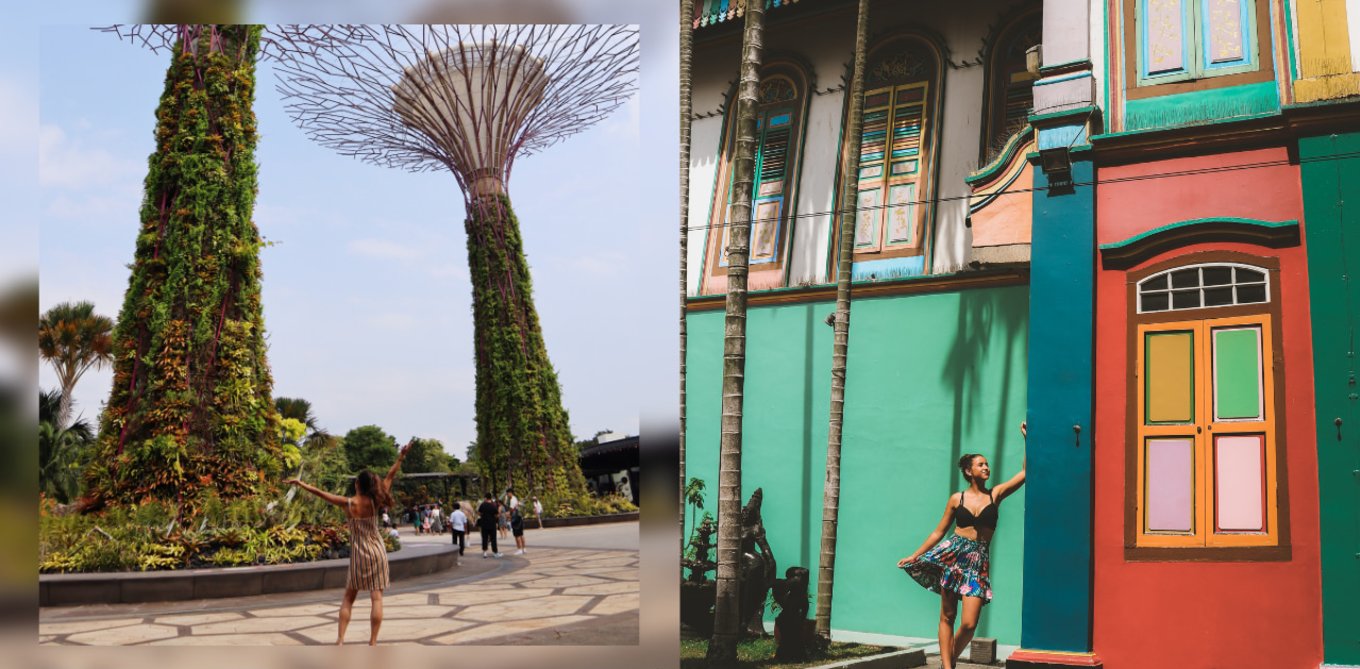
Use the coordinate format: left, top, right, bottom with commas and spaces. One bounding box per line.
685, 284, 1029, 645
1301, 131, 1360, 666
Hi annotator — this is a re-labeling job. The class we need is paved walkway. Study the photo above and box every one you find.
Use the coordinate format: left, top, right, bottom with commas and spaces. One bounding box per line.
39, 523, 639, 646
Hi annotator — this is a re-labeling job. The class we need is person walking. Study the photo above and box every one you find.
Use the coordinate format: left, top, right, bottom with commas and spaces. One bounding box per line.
477, 493, 502, 558
532, 496, 544, 530
449, 501, 468, 556
898, 422, 1027, 669
497, 499, 510, 539
511, 505, 527, 555
287, 441, 411, 646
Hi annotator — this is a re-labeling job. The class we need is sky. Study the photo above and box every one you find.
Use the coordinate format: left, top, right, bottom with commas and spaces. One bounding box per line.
23, 7, 678, 461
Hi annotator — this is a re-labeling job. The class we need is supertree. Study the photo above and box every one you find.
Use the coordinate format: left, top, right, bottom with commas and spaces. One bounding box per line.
270, 25, 639, 501
83, 25, 287, 512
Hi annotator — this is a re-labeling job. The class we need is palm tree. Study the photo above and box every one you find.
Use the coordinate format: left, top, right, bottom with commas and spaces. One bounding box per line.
680, 0, 695, 555
707, 0, 765, 664
38, 301, 114, 429
816, 0, 870, 639
39, 390, 95, 503
274, 396, 331, 448
685, 476, 707, 544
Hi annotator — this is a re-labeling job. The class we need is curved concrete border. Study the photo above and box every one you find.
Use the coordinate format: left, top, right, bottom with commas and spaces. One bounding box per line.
539, 512, 639, 528
39, 544, 460, 607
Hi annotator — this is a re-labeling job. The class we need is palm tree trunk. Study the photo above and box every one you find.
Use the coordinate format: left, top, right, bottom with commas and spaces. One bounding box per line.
680, 0, 694, 556
707, 0, 764, 664
815, 0, 869, 639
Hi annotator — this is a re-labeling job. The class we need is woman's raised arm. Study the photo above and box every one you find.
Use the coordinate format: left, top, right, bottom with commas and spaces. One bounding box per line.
285, 479, 349, 507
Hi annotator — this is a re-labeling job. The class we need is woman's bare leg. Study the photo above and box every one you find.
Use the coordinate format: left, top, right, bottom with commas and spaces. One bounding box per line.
938, 591, 959, 669
951, 596, 983, 663
337, 587, 358, 644
369, 589, 384, 645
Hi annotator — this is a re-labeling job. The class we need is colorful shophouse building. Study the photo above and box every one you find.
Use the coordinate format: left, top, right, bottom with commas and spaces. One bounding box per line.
684, 0, 1358, 667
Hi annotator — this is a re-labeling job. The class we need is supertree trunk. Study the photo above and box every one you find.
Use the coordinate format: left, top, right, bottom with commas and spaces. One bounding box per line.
465, 194, 587, 502
85, 25, 283, 512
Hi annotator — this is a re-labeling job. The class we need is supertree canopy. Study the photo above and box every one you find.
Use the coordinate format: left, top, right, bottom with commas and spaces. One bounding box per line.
84, 25, 287, 511
271, 25, 639, 500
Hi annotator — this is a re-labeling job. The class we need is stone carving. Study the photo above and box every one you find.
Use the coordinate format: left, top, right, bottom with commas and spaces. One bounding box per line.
773, 566, 816, 661
738, 488, 777, 636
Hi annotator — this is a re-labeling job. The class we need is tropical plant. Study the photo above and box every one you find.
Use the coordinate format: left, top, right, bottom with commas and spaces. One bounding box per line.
275, 396, 332, 448
685, 476, 707, 545
38, 301, 114, 429
709, 1, 766, 664
39, 390, 96, 503
818, 0, 870, 640
402, 437, 454, 473
85, 25, 282, 511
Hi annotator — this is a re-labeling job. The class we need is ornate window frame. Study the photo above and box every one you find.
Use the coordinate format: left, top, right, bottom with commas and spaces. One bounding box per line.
980, 6, 1041, 164
1124, 250, 1291, 561
701, 58, 812, 293
1123, 0, 1274, 99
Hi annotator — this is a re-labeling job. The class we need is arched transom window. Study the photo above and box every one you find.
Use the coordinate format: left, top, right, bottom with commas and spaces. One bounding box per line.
1137, 263, 1270, 313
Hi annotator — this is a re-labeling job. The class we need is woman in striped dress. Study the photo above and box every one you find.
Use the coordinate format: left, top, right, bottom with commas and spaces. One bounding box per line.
288, 441, 410, 645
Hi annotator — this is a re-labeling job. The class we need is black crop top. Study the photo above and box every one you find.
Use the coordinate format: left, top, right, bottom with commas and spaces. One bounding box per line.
953, 490, 998, 531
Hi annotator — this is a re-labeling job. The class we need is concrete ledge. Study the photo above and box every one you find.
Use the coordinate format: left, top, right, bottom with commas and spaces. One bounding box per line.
809, 648, 926, 669
40, 545, 459, 607
539, 512, 639, 528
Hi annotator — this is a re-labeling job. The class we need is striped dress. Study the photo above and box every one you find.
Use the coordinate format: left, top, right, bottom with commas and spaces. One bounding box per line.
346, 498, 390, 591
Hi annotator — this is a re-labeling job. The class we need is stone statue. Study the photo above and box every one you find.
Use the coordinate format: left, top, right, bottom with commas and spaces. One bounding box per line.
773, 566, 813, 661
738, 488, 776, 636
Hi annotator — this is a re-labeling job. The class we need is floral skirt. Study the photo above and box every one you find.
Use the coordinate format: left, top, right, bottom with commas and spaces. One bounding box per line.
902, 534, 992, 605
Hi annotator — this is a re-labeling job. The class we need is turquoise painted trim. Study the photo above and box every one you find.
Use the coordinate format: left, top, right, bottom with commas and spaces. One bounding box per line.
1123, 80, 1279, 131
850, 255, 926, 282
1282, 0, 1298, 81
1021, 158, 1095, 653
1098, 218, 1299, 251
966, 126, 1034, 185
684, 266, 1028, 305
1037, 123, 1089, 151
1033, 71, 1094, 87
1027, 105, 1101, 126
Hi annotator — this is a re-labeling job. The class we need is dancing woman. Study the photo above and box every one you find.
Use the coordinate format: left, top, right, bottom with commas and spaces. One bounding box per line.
287, 441, 410, 645
898, 423, 1027, 669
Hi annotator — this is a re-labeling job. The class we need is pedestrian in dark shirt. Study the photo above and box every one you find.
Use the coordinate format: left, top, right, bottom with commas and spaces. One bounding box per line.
511, 506, 527, 555
477, 493, 502, 558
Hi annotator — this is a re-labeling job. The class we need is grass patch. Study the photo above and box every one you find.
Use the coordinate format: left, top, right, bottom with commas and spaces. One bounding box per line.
680, 637, 890, 669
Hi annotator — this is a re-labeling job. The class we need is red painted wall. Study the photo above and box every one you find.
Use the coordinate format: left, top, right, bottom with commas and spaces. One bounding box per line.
1093, 148, 1321, 668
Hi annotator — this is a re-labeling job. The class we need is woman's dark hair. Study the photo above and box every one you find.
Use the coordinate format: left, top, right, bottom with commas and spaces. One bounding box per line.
355, 470, 393, 508
958, 454, 983, 482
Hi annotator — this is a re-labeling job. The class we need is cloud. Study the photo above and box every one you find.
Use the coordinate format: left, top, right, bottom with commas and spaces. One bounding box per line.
0, 77, 36, 154
347, 238, 425, 260
39, 123, 140, 190
567, 251, 625, 277
603, 94, 640, 141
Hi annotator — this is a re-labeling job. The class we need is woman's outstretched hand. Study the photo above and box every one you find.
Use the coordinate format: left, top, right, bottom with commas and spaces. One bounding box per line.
284, 478, 302, 487
897, 556, 916, 568
1020, 421, 1027, 439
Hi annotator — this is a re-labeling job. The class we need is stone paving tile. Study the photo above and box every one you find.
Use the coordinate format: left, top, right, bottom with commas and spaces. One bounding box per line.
37, 618, 145, 636
39, 636, 56, 644
66, 623, 179, 645
147, 633, 305, 646
379, 593, 432, 606
517, 575, 611, 588
561, 581, 639, 596
154, 612, 247, 626
428, 615, 595, 645
422, 587, 556, 605
586, 593, 639, 616
189, 615, 330, 635
374, 605, 454, 619
457, 595, 593, 623
250, 603, 339, 617
291, 623, 344, 645
356, 617, 447, 641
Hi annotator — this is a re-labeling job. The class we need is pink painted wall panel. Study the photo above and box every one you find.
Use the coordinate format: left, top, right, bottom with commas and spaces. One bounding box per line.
1146, 0, 1187, 73
1147, 438, 1194, 531
970, 167, 1034, 247
1215, 434, 1265, 531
